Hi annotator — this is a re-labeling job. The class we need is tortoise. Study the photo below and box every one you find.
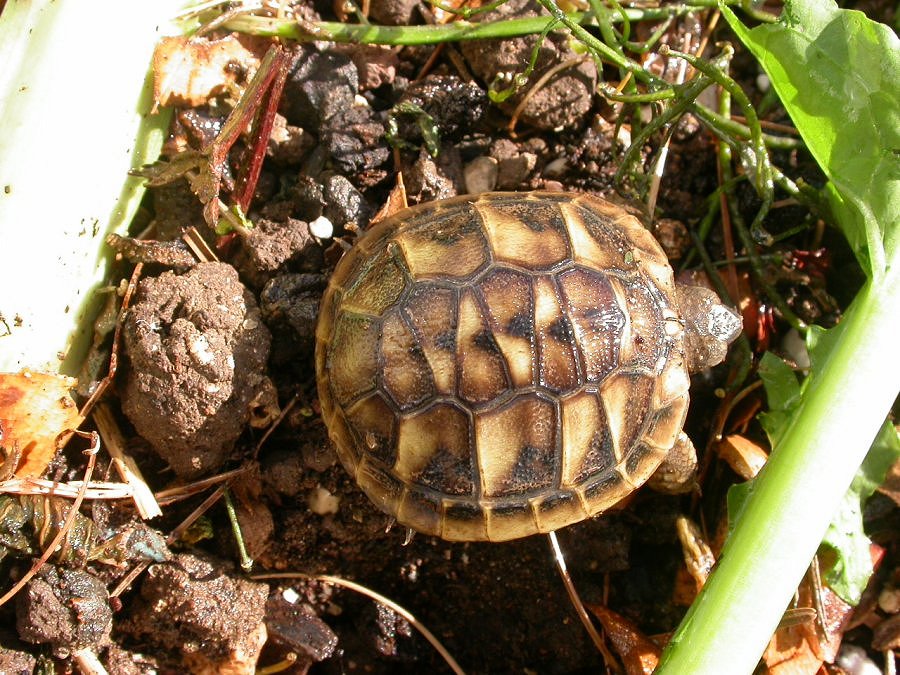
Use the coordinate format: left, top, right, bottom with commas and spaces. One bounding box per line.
315, 192, 742, 542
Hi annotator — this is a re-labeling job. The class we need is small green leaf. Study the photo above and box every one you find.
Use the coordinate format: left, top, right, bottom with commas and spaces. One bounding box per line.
821, 421, 900, 603
757, 351, 801, 446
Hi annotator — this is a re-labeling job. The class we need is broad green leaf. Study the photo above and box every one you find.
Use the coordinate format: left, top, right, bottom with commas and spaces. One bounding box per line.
757, 351, 801, 446
822, 420, 900, 603
722, 0, 900, 279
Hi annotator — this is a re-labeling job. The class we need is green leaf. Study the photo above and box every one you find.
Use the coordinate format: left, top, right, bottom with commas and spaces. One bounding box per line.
757, 351, 801, 446
821, 421, 900, 603
721, 0, 900, 279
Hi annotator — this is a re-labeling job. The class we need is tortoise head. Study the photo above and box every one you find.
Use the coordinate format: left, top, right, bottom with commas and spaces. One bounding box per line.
676, 283, 743, 373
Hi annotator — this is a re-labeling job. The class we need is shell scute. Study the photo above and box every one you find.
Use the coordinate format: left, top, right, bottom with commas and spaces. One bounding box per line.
395, 402, 475, 497
395, 206, 491, 279
474, 393, 558, 498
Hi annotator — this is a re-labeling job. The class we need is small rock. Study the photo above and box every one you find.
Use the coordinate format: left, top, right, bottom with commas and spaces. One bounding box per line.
259, 273, 326, 346
235, 500, 275, 560
321, 103, 390, 174
266, 594, 338, 661
322, 173, 373, 233
489, 139, 537, 189
464, 156, 499, 194
308, 485, 341, 515
651, 218, 691, 260
395, 75, 488, 142
0, 646, 36, 674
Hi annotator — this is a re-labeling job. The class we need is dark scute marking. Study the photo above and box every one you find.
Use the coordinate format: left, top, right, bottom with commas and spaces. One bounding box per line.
506, 312, 533, 339
417, 446, 475, 496
434, 329, 456, 352
473, 329, 501, 353
504, 200, 567, 235
509, 444, 556, 493
548, 315, 575, 345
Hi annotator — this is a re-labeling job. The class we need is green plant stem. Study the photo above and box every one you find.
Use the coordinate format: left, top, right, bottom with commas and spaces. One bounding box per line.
223, 6, 706, 45
657, 267, 900, 674
0, 0, 179, 375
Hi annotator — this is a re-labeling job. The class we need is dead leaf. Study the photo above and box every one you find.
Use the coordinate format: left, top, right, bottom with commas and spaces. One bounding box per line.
370, 174, 409, 226
762, 570, 855, 673
587, 604, 661, 675
0, 371, 80, 478
152, 34, 262, 109
673, 515, 715, 604
716, 434, 769, 480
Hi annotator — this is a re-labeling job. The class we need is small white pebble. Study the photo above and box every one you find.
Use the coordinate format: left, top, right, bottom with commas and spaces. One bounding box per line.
281, 587, 300, 604
781, 329, 810, 369
836, 644, 882, 675
189, 335, 214, 365
878, 587, 900, 614
354, 94, 370, 107
309, 215, 334, 240
308, 485, 340, 515
543, 157, 568, 177
464, 156, 498, 194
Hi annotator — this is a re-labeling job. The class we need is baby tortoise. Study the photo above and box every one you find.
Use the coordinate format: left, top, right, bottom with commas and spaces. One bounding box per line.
315, 192, 742, 542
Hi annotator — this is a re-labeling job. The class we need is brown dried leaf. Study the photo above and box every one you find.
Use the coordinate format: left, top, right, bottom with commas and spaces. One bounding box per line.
673, 516, 715, 605
152, 35, 261, 109
872, 613, 900, 651
762, 574, 855, 673
716, 433, 769, 480
370, 174, 409, 226
587, 604, 660, 675
0, 371, 80, 478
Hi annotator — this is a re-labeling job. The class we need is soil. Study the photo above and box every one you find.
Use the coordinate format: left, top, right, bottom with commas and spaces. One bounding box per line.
3, 1, 898, 674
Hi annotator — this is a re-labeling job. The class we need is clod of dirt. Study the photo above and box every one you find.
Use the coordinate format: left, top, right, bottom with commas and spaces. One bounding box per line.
367, 0, 419, 25
259, 273, 326, 362
16, 567, 112, 658
151, 179, 211, 241
333, 44, 399, 91
395, 75, 488, 141
121, 262, 272, 478
123, 552, 268, 671
0, 646, 36, 674
265, 593, 339, 662
234, 217, 324, 289
267, 113, 315, 165
282, 48, 358, 133
372, 604, 413, 658
321, 103, 390, 174
404, 146, 465, 203
460, 0, 597, 130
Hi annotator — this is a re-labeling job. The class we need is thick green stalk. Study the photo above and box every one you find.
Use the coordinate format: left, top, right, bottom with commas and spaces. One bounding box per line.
0, 1, 180, 375
657, 265, 900, 673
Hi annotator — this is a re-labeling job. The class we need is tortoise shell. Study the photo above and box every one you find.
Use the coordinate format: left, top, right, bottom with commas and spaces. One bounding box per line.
315, 192, 691, 542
